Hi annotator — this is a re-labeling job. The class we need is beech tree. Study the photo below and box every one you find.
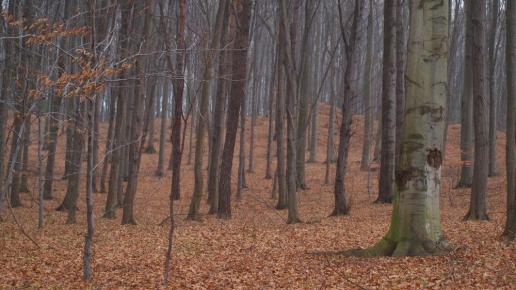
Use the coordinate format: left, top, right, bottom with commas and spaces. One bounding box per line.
354, 0, 450, 256
465, 0, 489, 221
503, 0, 515, 240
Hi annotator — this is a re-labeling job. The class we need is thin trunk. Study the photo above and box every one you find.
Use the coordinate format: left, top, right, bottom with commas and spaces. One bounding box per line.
488, 0, 500, 177
187, 0, 228, 220
156, 81, 170, 177
217, 0, 252, 218
503, 0, 516, 240
360, 0, 374, 171
457, 0, 474, 188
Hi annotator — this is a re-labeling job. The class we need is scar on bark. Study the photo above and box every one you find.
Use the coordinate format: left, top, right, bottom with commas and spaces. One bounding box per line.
426, 148, 442, 169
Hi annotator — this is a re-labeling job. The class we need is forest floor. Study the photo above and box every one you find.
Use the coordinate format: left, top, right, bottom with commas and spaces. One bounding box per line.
0, 104, 515, 289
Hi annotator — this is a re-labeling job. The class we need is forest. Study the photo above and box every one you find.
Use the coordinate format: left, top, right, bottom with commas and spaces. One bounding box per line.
0, 0, 515, 288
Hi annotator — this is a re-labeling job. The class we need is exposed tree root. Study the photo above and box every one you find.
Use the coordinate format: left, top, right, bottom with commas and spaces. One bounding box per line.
345, 237, 453, 257
463, 210, 490, 221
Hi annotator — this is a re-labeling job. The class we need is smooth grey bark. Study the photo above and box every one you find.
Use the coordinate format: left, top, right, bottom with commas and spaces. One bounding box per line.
355, 0, 450, 257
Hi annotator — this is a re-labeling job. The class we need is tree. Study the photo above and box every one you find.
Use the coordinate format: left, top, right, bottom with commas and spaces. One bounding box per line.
217, 0, 252, 218
465, 0, 489, 221
360, 0, 374, 172
488, 0, 500, 177
457, 0, 474, 188
187, 0, 228, 220
504, 0, 516, 240
332, 0, 364, 216
353, 0, 449, 256
377, 0, 397, 204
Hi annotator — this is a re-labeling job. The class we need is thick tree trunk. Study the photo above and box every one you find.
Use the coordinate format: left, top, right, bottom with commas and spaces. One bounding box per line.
356, 0, 450, 256
395, 0, 405, 164
465, 0, 489, 221
377, 0, 397, 204
504, 0, 516, 240
236, 89, 247, 200
457, 0, 474, 188
208, 11, 230, 213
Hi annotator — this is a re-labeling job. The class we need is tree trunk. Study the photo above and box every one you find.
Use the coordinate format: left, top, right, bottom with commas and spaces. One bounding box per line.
503, 0, 516, 240
187, 0, 228, 220
236, 88, 247, 200
208, 8, 230, 213
217, 0, 251, 219
355, 0, 450, 256
457, 0, 474, 188
395, 0, 405, 164
465, 0, 489, 221
332, 0, 364, 216
377, 0, 397, 204
156, 80, 170, 177
360, 0, 374, 172
42, 93, 62, 200
279, 0, 301, 224
121, 0, 154, 225
488, 0, 500, 177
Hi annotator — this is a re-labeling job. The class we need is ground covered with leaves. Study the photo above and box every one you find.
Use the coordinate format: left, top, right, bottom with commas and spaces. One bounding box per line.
1, 107, 515, 289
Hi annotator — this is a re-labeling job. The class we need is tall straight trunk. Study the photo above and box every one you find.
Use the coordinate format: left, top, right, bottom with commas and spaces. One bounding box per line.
465, 0, 489, 221
169, 0, 186, 202
8, 117, 23, 208
236, 89, 247, 200
161, 0, 186, 285
333, 0, 364, 216
217, 0, 251, 218
83, 97, 95, 282
208, 9, 230, 213
42, 93, 62, 200
156, 80, 170, 177
295, 0, 316, 190
279, 0, 300, 224
92, 91, 101, 192
488, 0, 500, 177
360, 0, 374, 171
187, 0, 228, 220
64, 99, 85, 224
377, 0, 397, 204
121, 0, 154, 225
19, 118, 30, 193
358, 0, 449, 257
503, 0, 516, 240
395, 0, 405, 164
265, 48, 277, 180
457, 0, 474, 188
145, 81, 157, 154
99, 86, 117, 192
275, 64, 288, 210
325, 87, 337, 185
